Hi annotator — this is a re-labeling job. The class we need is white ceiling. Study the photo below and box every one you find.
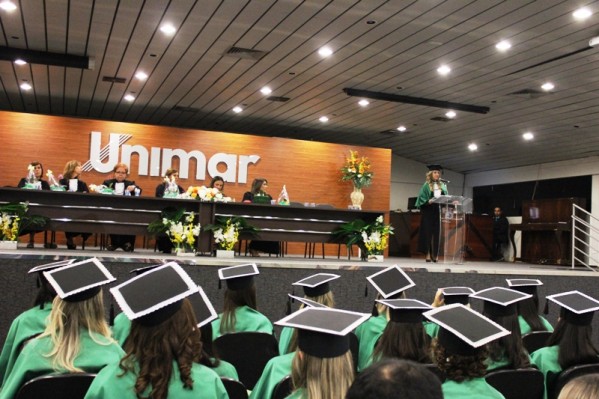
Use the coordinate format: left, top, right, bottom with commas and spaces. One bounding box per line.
1, 0, 599, 173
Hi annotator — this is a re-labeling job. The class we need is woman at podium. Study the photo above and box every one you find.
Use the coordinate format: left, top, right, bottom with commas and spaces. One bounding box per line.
415, 164, 447, 262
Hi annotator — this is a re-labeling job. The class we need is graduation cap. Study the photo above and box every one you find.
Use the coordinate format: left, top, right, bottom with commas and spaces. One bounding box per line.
440, 287, 475, 305
189, 285, 218, 328
43, 257, 115, 302
376, 298, 432, 323
218, 263, 259, 290
276, 307, 369, 358
424, 303, 510, 356
288, 294, 329, 309
293, 273, 339, 297
470, 287, 532, 317
129, 264, 165, 276
546, 291, 599, 326
110, 261, 198, 326
427, 164, 443, 172
506, 278, 543, 295
28, 259, 75, 274
366, 265, 415, 299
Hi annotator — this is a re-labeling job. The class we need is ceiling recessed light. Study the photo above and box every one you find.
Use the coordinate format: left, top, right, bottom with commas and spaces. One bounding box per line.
541, 82, 554, 91
14, 59, 26, 65
135, 71, 148, 81
358, 99, 369, 107
159, 23, 177, 36
260, 86, 272, 95
232, 106, 243, 113
0, 1, 17, 11
495, 40, 511, 51
397, 125, 407, 132
445, 110, 456, 119
523, 132, 534, 140
319, 116, 329, 123
437, 65, 451, 76
124, 94, 135, 102
318, 46, 333, 57
468, 143, 478, 151
20, 82, 32, 91
573, 7, 592, 20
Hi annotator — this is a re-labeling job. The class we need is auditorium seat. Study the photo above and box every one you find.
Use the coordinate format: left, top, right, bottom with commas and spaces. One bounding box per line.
15, 373, 96, 399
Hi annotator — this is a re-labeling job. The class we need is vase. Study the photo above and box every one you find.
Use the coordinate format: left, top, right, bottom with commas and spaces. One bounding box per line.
367, 254, 384, 262
175, 245, 196, 257
350, 187, 364, 209
0, 241, 18, 250
216, 249, 235, 258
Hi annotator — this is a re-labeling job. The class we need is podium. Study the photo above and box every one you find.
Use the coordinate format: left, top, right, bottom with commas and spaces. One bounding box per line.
431, 195, 473, 264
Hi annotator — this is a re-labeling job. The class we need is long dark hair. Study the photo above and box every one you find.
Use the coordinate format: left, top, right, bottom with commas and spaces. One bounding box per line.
120, 299, 202, 399
433, 339, 488, 382
220, 285, 257, 334
32, 274, 56, 309
546, 317, 599, 369
250, 178, 267, 195
484, 312, 530, 369
517, 296, 548, 332
373, 322, 431, 363
198, 323, 221, 368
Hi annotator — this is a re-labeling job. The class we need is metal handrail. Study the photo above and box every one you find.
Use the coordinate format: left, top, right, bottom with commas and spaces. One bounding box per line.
571, 204, 598, 272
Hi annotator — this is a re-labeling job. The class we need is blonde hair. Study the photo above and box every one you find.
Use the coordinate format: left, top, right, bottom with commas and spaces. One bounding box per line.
62, 160, 81, 180
558, 374, 599, 399
425, 170, 439, 191
291, 350, 354, 399
39, 291, 113, 372
286, 292, 335, 353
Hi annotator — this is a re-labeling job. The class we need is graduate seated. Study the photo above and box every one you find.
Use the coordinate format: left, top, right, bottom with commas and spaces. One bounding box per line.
425, 286, 475, 338
85, 262, 228, 399
506, 278, 554, 335
0, 258, 123, 399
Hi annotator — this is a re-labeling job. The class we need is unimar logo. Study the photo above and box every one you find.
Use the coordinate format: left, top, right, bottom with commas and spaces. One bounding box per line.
82, 132, 260, 184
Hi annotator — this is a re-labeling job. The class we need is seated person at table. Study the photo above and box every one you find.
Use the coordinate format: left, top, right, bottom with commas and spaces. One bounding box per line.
155, 169, 184, 253
59, 160, 91, 250
17, 161, 50, 248
103, 163, 140, 252
210, 175, 225, 193
242, 178, 279, 256
211, 264, 273, 340
84, 263, 228, 399
0, 259, 124, 399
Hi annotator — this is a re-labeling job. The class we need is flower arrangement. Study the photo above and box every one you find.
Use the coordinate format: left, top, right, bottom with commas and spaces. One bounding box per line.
332, 215, 393, 260
0, 202, 47, 242
162, 176, 180, 198
183, 186, 232, 202
22, 164, 41, 190
148, 208, 201, 252
341, 150, 373, 189
46, 170, 65, 191
204, 216, 259, 251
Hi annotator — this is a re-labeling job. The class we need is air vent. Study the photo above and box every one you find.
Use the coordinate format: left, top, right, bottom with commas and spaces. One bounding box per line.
172, 106, 200, 113
266, 96, 290, 102
431, 116, 452, 122
224, 46, 268, 61
507, 88, 546, 99
102, 76, 126, 84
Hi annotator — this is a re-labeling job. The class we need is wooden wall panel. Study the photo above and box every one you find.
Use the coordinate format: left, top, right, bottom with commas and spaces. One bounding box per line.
0, 111, 391, 212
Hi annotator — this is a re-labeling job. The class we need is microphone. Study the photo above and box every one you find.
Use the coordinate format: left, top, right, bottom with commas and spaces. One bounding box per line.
440, 178, 451, 183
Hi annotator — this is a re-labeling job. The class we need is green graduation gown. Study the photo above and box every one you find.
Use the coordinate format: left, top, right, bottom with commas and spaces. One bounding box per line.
285, 388, 304, 399
0, 330, 124, 399
0, 304, 51, 386
212, 305, 273, 340
518, 315, 554, 336
485, 352, 532, 372
424, 321, 440, 338
530, 345, 561, 399
442, 378, 505, 399
210, 357, 239, 380
354, 314, 387, 372
278, 326, 294, 355
249, 352, 294, 399
84, 360, 228, 399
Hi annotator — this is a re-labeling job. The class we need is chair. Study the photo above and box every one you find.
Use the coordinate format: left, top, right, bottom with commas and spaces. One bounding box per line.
423, 364, 446, 382
220, 377, 248, 399
522, 331, 553, 354
548, 363, 599, 399
272, 375, 292, 399
485, 368, 544, 399
348, 332, 359, 373
213, 332, 279, 390
15, 373, 97, 399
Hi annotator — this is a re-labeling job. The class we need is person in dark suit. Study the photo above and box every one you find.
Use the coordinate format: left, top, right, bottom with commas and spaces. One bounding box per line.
103, 163, 140, 252
492, 207, 509, 261
242, 178, 279, 256
58, 160, 91, 250
17, 161, 50, 248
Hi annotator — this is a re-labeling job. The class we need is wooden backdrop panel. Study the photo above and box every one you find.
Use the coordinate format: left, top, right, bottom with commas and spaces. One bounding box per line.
0, 111, 390, 212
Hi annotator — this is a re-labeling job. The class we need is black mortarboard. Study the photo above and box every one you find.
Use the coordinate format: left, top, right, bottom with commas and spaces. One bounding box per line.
424, 303, 510, 356
28, 259, 75, 274
111, 261, 198, 326
546, 291, 599, 326
506, 278, 543, 296
427, 164, 443, 171
129, 264, 164, 276
218, 263, 259, 290
276, 308, 369, 358
440, 287, 475, 305
189, 285, 218, 328
376, 298, 432, 323
43, 258, 115, 302
366, 265, 415, 299
293, 273, 340, 297
470, 287, 532, 317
